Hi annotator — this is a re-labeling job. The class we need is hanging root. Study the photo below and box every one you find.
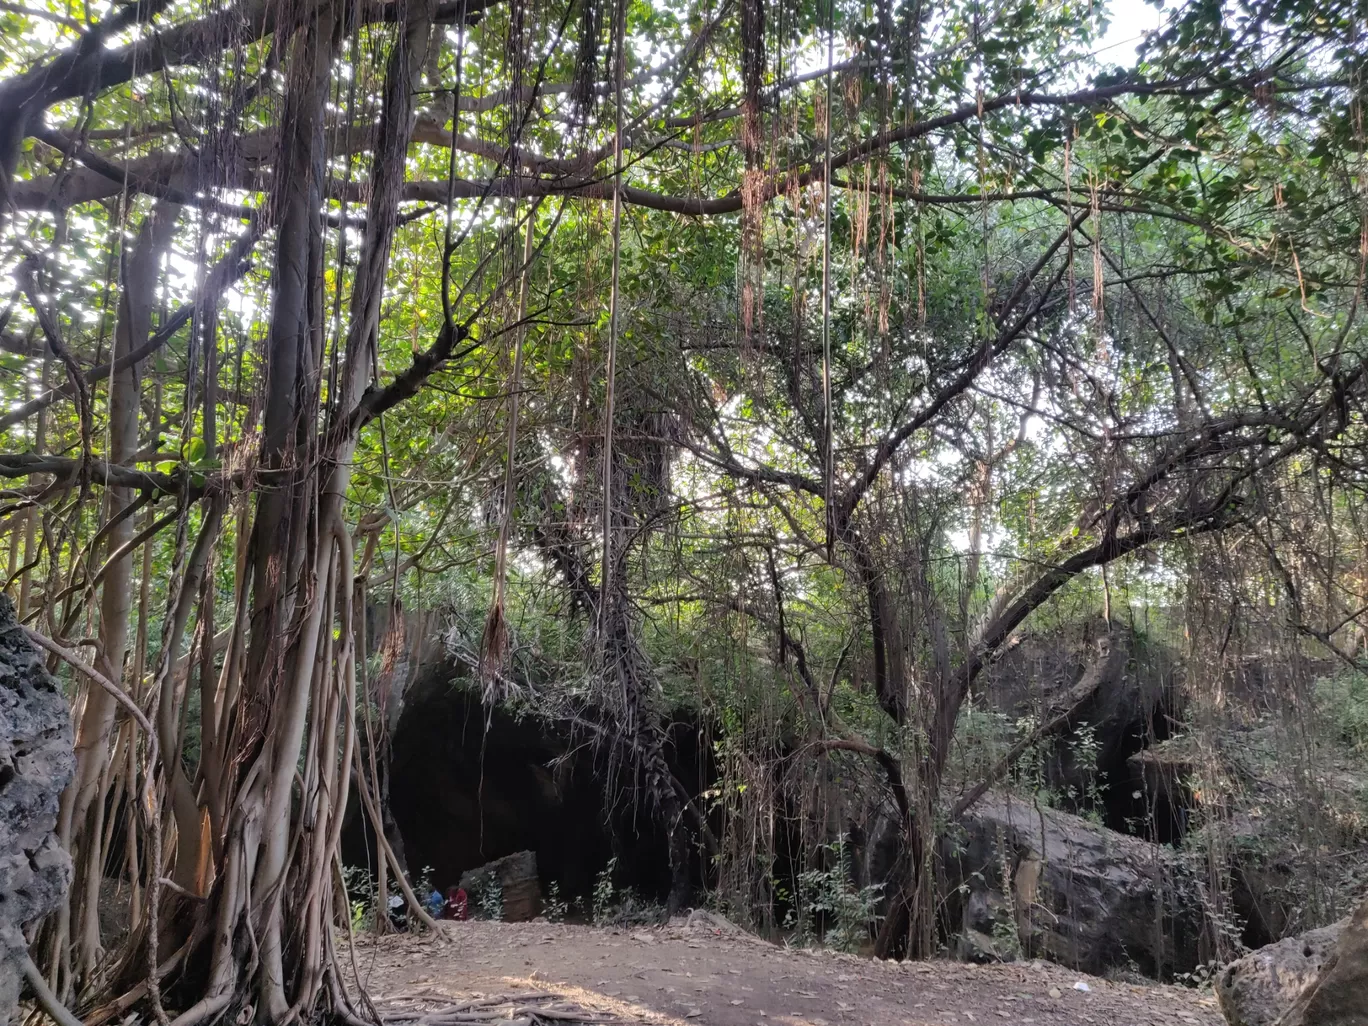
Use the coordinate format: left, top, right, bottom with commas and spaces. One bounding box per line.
22, 954, 86, 1026
479, 600, 508, 692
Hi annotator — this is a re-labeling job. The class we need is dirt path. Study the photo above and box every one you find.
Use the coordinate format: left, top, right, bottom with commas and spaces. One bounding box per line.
347, 918, 1224, 1026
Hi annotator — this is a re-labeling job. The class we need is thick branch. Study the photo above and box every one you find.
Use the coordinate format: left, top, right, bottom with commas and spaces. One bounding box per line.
346, 321, 475, 433
931, 500, 1243, 775
835, 213, 1084, 528
22, 626, 157, 738
0, 453, 181, 493
0, 0, 493, 133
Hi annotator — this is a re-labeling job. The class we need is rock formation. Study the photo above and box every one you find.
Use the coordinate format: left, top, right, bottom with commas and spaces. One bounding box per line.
1273, 893, 1368, 1026
0, 597, 74, 1024
459, 850, 542, 922
1215, 919, 1343, 1026
942, 791, 1203, 976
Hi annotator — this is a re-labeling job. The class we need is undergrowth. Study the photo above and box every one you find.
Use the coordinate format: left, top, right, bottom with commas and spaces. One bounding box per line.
1316, 670, 1368, 754
787, 835, 884, 953
590, 858, 667, 926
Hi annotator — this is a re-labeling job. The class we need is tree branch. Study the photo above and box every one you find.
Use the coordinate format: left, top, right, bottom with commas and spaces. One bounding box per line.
0, 222, 261, 432
0, 454, 182, 494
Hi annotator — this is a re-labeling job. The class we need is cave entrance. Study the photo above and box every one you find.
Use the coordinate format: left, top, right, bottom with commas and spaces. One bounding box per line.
344, 663, 713, 909
1019, 629, 1195, 847
1093, 690, 1199, 846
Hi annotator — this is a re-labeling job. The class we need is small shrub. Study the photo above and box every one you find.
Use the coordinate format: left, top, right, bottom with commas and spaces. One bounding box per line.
990, 903, 1022, 958
587, 858, 665, 926
475, 878, 504, 921
415, 865, 436, 895
544, 881, 568, 923
1317, 670, 1368, 752
592, 858, 618, 925
1175, 959, 1221, 989
795, 835, 884, 953
340, 864, 375, 932
991, 832, 1021, 959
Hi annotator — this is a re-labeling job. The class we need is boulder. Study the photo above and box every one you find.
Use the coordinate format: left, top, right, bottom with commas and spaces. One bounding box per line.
0, 597, 75, 1024
459, 850, 541, 922
978, 624, 1177, 797
1214, 919, 1344, 1026
1276, 893, 1368, 1026
943, 791, 1203, 977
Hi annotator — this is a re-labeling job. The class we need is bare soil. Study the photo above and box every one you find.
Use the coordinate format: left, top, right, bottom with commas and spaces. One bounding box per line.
346, 918, 1225, 1026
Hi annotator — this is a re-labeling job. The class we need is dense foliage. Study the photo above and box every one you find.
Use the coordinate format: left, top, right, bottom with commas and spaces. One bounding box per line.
0, 0, 1365, 1017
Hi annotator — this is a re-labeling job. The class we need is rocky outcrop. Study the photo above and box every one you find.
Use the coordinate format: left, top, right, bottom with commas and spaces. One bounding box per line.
1214, 920, 1343, 1026
459, 850, 541, 922
980, 624, 1177, 782
942, 792, 1203, 977
1275, 893, 1368, 1026
975, 623, 1191, 842
0, 598, 75, 1024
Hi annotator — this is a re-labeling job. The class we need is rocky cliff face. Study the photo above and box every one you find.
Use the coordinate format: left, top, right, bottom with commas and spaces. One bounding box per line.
975, 622, 1188, 842
0, 598, 74, 1023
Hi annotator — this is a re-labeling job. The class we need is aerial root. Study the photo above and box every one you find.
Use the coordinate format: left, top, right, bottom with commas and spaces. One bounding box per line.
378, 992, 651, 1026
21, 955, 86, 1026
375, 992, 560, 1012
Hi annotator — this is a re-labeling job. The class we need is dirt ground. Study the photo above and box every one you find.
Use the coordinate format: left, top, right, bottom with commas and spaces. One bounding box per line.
346, 917, 1225, 1026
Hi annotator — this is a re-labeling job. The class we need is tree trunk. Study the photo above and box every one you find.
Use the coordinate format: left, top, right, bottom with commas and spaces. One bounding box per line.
55, 201, 178, 993
166, 3, 440, 1017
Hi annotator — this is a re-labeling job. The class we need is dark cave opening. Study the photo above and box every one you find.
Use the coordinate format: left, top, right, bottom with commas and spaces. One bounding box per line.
976, 622, 1196, 847
342, 663, 716, 908
1095, 697, 1194, 846
1018, 642, 1194, 847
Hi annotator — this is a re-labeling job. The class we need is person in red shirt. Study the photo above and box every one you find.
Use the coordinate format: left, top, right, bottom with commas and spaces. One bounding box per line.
443, 886, 469, 921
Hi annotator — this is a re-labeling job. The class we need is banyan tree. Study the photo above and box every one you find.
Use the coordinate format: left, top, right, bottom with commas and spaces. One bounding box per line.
0, 0, 1364, 1018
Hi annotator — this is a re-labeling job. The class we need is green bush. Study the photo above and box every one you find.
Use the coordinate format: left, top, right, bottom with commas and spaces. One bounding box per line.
475, 877, 504, 920
794, 835, 884, 953
1316, 670, 1368, 752
340, 865, 375, 932
544, 881, 568, 922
